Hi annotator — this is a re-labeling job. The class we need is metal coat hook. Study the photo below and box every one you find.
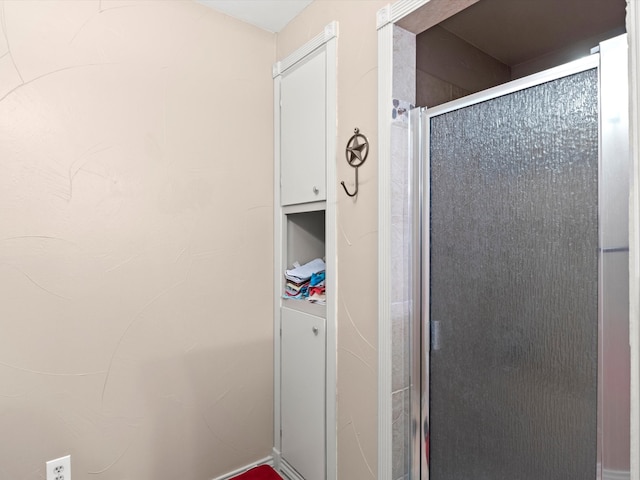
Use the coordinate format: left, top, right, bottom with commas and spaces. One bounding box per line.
341, 127, 369, 197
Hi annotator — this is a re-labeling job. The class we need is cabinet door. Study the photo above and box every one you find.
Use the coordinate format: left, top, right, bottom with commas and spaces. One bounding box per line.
280, 48, 326, 206
281, 307, 326, 480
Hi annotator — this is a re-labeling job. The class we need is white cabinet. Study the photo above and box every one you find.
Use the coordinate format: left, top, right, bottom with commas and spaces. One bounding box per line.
281, 307, 326, 480
273, 21, 337, 480
280, 48, 327, 206
279, 208, 326, 480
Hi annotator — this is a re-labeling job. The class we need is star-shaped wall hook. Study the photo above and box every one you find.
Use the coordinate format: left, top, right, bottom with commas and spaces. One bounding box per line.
342, 128, 369, 197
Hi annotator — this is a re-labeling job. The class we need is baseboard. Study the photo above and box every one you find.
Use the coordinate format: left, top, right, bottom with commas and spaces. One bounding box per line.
211, 456, 274, 480
272, 447, 281, 470
279, 459, 304, 480
603, 469, 630, 480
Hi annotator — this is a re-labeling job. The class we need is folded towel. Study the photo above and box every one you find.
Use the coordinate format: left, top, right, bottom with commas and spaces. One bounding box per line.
309, 271, 325, 287
285, 258, 326, 281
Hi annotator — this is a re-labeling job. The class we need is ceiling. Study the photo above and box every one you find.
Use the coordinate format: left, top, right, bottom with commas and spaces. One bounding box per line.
195, 0, 313, 33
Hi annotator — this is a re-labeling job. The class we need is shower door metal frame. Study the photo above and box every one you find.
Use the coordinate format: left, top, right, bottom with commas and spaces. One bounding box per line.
410, 34, 630, 480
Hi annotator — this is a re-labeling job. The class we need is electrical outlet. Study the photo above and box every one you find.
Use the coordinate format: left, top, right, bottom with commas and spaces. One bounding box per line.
46, 455, 70, 480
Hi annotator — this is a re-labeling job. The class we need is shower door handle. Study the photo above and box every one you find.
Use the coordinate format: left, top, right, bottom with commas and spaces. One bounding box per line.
430, 321, 441, 351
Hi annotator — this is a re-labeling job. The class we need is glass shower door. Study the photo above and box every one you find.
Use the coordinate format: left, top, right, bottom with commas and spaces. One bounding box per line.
421, 36, 630, 480
429, 65, 599, 480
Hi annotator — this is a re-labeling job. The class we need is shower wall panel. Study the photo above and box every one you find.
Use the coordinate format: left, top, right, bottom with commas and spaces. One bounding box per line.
391, 24, 415, 480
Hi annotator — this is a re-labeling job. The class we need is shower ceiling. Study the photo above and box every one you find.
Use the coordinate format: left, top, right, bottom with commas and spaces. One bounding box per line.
436, 0, 626, 67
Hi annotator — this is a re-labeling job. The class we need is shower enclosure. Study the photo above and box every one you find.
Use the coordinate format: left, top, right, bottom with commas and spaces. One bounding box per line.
408, 35, 630, 479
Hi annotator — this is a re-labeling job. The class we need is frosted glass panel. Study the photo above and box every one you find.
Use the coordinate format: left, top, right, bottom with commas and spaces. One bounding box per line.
429, 69, 598, 479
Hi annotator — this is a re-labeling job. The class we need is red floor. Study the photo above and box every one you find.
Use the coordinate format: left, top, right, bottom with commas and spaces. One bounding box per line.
231, 465, 282, 480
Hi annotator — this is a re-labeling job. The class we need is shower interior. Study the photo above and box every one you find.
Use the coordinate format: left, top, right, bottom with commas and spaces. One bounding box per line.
389, 1, 629, 479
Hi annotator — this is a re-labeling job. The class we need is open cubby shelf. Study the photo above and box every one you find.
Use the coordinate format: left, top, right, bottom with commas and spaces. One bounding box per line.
282, 209, 326, 316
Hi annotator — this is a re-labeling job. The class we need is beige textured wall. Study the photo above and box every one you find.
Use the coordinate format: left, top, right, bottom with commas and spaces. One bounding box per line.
0, 1, 275, 478
277, 1, 388, 478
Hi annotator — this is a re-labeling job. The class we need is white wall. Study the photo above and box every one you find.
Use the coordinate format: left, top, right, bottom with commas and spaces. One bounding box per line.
0, 1, 275, 478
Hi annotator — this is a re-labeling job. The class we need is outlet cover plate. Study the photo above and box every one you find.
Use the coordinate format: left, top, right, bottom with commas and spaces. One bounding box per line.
46, 455, 71, 480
